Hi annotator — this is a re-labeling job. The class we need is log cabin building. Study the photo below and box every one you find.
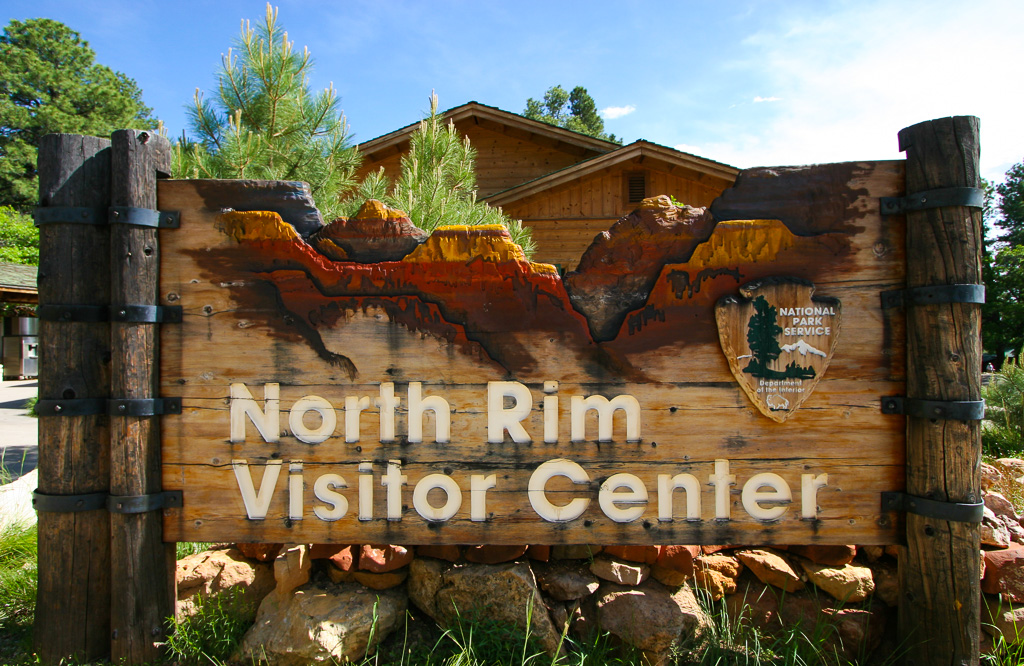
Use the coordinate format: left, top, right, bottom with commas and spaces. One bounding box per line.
355, 102, 740, 270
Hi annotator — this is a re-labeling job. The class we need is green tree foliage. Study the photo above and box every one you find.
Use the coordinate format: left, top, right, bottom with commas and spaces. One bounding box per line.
346, 93, 535, 256
984, 164, 1024, 359
0, 18, 156, 210
982, 356, 1024, 457
523, 85, 620, 143
0, 206, 37, 264
175, 5, 360, 222
745, 296, 782, 375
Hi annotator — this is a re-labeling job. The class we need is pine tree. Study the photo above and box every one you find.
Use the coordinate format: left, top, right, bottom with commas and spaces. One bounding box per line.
346, 93, 535, 256
523, 85, 620, 143
745, 296, 783, 376
175, 4, 359, 222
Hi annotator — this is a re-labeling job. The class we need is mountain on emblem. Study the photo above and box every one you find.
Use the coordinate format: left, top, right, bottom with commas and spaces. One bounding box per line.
715, 278, 841, 423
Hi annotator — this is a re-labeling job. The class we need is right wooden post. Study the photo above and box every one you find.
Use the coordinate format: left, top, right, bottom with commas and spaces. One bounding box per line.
898, 116, 983, 665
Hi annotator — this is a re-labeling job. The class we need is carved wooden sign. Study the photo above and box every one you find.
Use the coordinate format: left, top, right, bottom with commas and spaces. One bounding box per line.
158, 164, 906, 546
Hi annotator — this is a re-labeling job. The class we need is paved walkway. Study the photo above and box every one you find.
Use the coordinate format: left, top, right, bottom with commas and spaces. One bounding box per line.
0, 379, 38, 481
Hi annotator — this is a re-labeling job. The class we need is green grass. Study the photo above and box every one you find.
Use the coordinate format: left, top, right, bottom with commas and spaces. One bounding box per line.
984, 357, 1024, 458
0, 520, 37, 665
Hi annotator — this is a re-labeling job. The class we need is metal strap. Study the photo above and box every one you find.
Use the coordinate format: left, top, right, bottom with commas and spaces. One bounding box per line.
881, 284, 985, 309
37, 304, 108, 322
33, 491, 108, 513
107, 491, 183, 514
37, 304, 181, 323
882, 491, 984, 523
881, 396, 985, 420
111, 305, 182, 323
109, 206, 179, 229
36, 398, 106, 416
880, 187, 985, 215
33, 207, 105, 226
108, 398, 182, 417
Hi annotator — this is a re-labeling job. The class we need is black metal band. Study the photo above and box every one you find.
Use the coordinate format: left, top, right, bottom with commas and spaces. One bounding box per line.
37, 304, 181, 323
108, 398, 182, 416
109, 206, 179, 228
107, 491, 183, 514
33, 207, 105, 226
882, 491, 984, 523
36, 398, 106, 416
881, 396, 985, 421
881, 284, 985, 309
33, 491, 108, 513
880, 187, 985, 215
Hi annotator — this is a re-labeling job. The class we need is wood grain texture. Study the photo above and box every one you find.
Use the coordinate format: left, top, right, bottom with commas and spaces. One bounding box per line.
896, 117, 982, 666
35, 133, 113, 664
158, 159, 906, 547
109, 129, 174, 664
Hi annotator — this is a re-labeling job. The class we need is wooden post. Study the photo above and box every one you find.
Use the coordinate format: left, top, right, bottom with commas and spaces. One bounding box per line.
898, 116, 983, 665
108, 129, 174, 662
35, 134, 113, 662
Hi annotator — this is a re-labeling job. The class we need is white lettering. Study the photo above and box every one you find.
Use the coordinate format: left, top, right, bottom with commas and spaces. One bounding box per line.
230, 383, 279, 443
528, 458, 590, 522
487, 381, 533, 443
232, 459, 282, 519
413, 474, 462, 522
570, 394, 641, 442
741, 472, 791, 521
599, 473, 648, 522
407, 382, 451, 443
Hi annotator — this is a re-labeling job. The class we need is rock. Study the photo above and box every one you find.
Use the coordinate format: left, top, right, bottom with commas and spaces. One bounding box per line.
416, 545, 462, 562
603, 545, 660, 564
800, 561, 875, 602
534, 562, 600, 601
309, 200, 427, 262
695, 554, 743, 578
884, 545, 900, 559
329, 545, 358, 571
982, 463, 1004, 491
652, 564, 689, 588
352, 569, 408, 590
983, 546, 1024, 601
984, 506, 1014, 548
692, 555, 743, 600
308, 543, 348, 560
564, 199, 717, 341
869, 560, 899, 607
551, 545, 602, 560
656, 545, 700, 576
824, 605, 888, 657
327, 566, 354, 584
787, 545, 856, 566
983, 593, 1024, 641
590, 556, 650, 586
736, 549, 804, 593
202, 180, 325, 238
407, 559, 563, 656
997, 458, 1024, 478
273, 544, 310, 597
861, 546, 884, 563
701, 545, 732, 555
986, 491, 1020, 522
359, 544, 413, 573
597, 580, 710, 666
235, 542, 282, 562
176, 547, 275, 621
236, 579, 406, 665
983, 550, 988, 580
527, 545, 551, 561
464, 545, 528, 564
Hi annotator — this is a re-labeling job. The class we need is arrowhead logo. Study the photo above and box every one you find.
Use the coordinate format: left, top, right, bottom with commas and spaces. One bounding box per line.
715, 278, 841, 422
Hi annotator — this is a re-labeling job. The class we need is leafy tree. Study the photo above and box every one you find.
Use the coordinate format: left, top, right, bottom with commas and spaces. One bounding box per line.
984, 166, 1024, 360
175, 4, 360, 222
0, 206, 37, 264
523, 85, 620, 143
345, 93, 535, 256
0, 18, 157, 210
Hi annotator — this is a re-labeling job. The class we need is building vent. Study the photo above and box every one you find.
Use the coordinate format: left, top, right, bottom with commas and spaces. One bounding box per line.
626, 172, 646, 203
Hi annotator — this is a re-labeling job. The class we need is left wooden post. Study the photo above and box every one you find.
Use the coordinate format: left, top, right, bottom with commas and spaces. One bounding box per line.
35, 134, 113, 663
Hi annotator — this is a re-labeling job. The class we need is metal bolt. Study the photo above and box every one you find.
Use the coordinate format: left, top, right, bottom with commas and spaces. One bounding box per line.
118, 404, 126, 412
112, 210, 120, 218
119, 309, 127, 318
934, 407, 943, 416
54, 404, 62, 412
80, 210, 88, 218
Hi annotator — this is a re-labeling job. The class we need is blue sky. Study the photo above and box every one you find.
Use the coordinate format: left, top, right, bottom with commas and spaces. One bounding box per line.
4, 0, 1023, 182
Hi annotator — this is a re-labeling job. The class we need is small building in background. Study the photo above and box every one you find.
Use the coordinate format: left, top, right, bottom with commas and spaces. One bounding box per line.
0, 262, 38, 380
356, 102, 739, 270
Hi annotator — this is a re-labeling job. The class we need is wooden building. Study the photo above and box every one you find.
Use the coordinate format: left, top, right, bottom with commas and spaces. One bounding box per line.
356, 102, 740, 270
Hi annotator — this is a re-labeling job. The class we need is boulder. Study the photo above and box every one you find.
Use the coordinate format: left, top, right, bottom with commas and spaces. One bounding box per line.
274, 544, 311, 597
984, 506, 1014, 548
236, 579, 406, 665
983, 593, 1024, 641
996, 458, 1024, 478
407, 559, 563, 656
983, 545, 1024, 602
352, 569, 408, 590
590, 556, 650, 586
787, 545, 856, 566
656, 545, 700, 576
652, 564, 689, 588
359, 544, 413, 573
597, 580, 710, 665
695, 554, 743, 578
861, 546, 884, 563
309, 200, 427, 262
986, 491, 1020, 522
603, 545, 660, 564
982, 463, 1004, 491
736, 549, 804, 593
308, 544, 348, 560
235, 542, 282, 562
329, 545, 358, 572
869, 560, 899, 607
464, 545, 528, 564
176, 547, 275, 621
534, 562, 600, 601
692, 555, 743, 601
800, 561, 875, 602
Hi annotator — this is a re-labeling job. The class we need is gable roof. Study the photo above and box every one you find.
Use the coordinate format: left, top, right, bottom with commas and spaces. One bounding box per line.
484, 140, 740, 207
357, 101, 620, 163
0, 262, 37, 304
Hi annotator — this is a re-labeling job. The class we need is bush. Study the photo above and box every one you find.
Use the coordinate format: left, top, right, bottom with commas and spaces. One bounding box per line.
983, 356, 1024, 458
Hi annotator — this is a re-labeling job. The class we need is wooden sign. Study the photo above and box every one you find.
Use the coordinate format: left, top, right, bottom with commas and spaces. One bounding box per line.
158, 162, 906, 546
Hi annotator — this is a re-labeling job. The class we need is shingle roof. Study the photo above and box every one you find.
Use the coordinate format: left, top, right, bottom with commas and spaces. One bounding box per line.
0, 262, 36, 291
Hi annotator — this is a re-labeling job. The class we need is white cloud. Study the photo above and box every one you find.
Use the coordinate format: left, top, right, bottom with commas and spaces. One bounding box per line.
600, 105, 636, 120
753, 96, 781, 103
674, 143, 703, 155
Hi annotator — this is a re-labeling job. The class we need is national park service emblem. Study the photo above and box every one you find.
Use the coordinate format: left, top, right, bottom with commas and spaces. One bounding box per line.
715, 278, 841, 422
